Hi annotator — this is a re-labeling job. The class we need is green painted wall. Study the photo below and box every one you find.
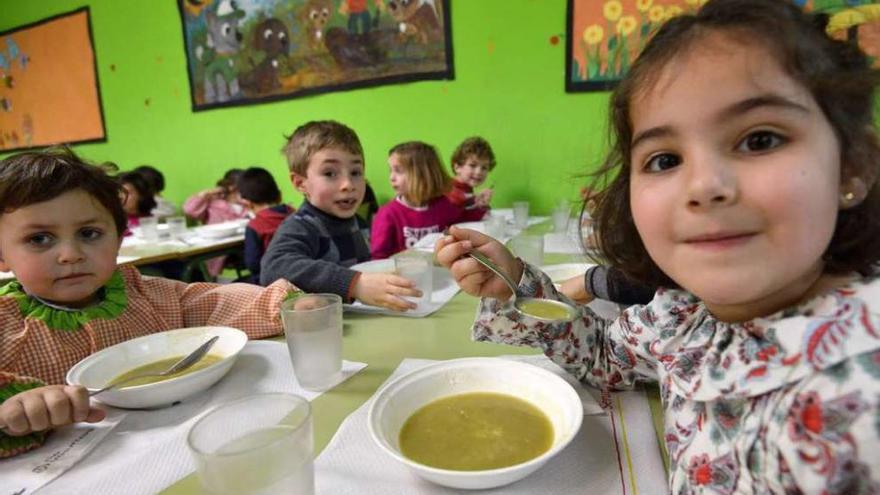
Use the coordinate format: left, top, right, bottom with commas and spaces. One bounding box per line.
0, 0, 610, 214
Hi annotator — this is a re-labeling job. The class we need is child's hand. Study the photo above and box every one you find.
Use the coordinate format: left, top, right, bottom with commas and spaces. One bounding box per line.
475, 189, 493, 208
0, 385, 105, 436
354, 273, 421, 312
560, 274, 593, 304
435, 226, 522, 300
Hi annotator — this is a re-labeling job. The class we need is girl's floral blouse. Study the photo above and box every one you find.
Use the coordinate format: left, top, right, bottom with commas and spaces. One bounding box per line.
0, 264, 299, 458
473, 263, 880, 494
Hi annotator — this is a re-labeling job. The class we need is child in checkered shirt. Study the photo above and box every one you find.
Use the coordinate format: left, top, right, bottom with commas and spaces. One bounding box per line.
0, 147, 301, 458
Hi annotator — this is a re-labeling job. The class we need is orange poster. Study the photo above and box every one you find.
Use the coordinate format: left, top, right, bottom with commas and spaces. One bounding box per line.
0, 8, 106, 151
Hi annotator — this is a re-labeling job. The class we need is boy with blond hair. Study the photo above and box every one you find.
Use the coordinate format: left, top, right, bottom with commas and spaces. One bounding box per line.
446, 136, 496, 221
260, 120, 420, 311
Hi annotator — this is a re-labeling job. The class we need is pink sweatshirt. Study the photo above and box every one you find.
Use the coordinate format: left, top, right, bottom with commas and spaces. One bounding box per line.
182, 193, 250, 277
370, 195, 465, 259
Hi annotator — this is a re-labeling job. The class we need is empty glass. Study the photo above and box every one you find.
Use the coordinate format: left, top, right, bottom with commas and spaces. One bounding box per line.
512, 201, 530, 230
281, 294, 343, 391
166, 216, 187, 239
485, 214, 507, 240
551, 203, 571, 233
509, 233, 544, 266
394, 251, 433, 307
138, 216, 159, 241
187, 393, 314, 495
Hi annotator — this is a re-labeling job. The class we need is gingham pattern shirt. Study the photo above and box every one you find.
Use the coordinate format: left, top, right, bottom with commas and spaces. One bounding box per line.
0, 265, 298, 386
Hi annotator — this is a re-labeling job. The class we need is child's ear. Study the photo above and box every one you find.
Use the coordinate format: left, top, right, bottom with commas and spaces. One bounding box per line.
840, 176, 869, 209
290, 172, 309, 196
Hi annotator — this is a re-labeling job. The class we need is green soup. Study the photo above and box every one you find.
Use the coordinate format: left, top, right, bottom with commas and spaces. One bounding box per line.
109, 354, 223, 388
399, 392, 554, 471
517, 300, 572, 320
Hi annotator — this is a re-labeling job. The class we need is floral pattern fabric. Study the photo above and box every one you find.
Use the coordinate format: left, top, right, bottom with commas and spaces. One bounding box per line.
473, 263, 880, 494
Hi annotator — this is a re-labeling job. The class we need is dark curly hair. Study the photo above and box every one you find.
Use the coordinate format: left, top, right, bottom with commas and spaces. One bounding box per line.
117, 171, 158, 217
0, 146, 128, 235
589, 0, 880, 288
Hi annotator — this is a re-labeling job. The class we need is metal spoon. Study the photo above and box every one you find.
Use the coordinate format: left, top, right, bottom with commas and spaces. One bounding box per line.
89, 335, 220, 396
467, 250, 578, 322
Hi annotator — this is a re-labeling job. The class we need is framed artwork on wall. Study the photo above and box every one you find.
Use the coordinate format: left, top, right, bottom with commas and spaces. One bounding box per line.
566, 0, 880, 93
0, 7, 106, 152
178, 0, 454, 111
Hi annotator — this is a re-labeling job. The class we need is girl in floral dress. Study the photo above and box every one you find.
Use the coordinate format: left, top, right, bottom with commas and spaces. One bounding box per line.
436, 0, 880, 492
0, 148, 300, 458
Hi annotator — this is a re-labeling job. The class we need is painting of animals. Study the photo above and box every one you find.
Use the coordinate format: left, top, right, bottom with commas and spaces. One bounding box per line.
566, 0, 880, 92
178, 0, 453, 111
0, 8, 106, 151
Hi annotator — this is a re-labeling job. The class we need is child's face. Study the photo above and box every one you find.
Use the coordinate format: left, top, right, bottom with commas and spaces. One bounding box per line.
453, 156, 491, 187
628, 33, 843, 321
293, 148, 365, 218
0, 189, 122, 308
388, 153, 409, 198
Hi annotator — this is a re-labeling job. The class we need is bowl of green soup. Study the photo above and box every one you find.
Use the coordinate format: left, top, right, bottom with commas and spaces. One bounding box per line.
367, 357, 584, 490
66, 326, 247, 409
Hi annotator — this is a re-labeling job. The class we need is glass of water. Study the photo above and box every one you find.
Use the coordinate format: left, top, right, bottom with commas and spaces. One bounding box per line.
187, 393, 314, 495
512, 201, 529, 230
138, 216, 160, 241
281, 294, 343, 391
394, 251, 433, 307
552, 202, 571, 233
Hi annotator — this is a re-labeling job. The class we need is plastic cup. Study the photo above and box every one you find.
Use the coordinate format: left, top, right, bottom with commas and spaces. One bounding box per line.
512, 201, 529, 230
394, 251, 433, 307
509, 233, 544, 266
139, 216, 159, 241
187, 393, 314, 495
281, 294, 343, 391
167, 216, 187, 238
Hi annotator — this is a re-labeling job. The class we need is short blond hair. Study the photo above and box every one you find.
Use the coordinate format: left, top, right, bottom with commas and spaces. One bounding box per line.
389, 141, 451, 206
281, 120, 364, 175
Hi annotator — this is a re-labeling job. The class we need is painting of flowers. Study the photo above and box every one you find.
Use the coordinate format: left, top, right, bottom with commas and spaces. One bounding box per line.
566, 0, 880, 92
566, 0, 698, 92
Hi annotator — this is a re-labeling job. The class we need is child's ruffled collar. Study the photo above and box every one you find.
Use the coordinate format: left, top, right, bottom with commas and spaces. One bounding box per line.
0, 271, 128, 331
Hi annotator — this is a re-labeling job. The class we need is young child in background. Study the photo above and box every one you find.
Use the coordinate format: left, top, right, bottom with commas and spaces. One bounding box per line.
183, 168, 249, 278
133, 164, 176, 218
116, 171, 157, 231
261, 120, 420, 311
370, 141, 463, 259
446, 136, 495, 221
436, 0, 880, 491
237, 167, 294, 284
0, 148, 299, 458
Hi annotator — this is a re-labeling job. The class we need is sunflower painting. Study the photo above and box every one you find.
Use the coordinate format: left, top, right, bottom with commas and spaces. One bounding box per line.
566, 0, 699, 92
566, 0, 880, 92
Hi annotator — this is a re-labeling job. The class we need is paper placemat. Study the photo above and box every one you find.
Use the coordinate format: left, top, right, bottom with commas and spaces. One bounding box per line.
314, 355, 667, 494
9, 341, 366, 495
345, 267, 460, 317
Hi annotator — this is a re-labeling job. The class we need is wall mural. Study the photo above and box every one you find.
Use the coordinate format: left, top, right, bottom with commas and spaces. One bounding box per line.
178, 0, 454, 111
566, 0, 880, 92
0, 8, 106, 152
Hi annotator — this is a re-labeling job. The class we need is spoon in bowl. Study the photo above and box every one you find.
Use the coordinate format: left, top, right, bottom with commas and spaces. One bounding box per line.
466, 250, 577, 322
89, 335, 220, 396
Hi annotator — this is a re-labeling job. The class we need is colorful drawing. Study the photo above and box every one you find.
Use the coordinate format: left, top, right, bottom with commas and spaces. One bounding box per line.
0, 8, 106, 152
178, 0, 454, 111
566, 0, 880, 92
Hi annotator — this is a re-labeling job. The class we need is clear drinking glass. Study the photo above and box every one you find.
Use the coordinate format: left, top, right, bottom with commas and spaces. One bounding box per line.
187, 393, 314, 495
138, 216, 159, 241
166, 215, 187, 239
485, 214, 507, 240
281, 294, 343, 391
509, 233, 544, 266
551, 203, 571, 233
394, 251, 433, 307
512, 201, 530, 230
